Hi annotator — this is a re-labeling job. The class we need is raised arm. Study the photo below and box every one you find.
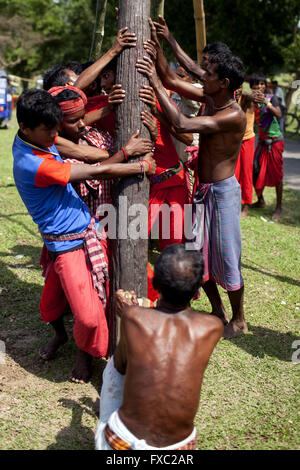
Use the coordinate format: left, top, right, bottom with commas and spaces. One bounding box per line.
153, 15, 204, 80
74, 27, 137, 91
144, 20, 205, 102
136, 56, 242, 135
139, 85, 193, 145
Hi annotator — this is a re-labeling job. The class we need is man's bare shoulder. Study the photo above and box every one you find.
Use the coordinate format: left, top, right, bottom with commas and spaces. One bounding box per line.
187, 310, 224, 336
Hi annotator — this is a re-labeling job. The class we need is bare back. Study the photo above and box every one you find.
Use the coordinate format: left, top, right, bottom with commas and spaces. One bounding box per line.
114, 306, 223, 447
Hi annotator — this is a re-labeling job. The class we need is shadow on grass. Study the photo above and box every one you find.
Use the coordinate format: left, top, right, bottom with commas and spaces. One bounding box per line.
0, 244, 107, 391
228, 323, 299, 362
46, 397, 98, 450
242, 261, 300, 287
0, 212, 40, 239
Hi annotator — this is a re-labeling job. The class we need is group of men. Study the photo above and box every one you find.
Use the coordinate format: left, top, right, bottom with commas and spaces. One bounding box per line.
12, 15, 285, 450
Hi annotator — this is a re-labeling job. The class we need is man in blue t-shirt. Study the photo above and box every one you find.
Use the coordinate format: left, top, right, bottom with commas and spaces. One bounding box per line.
13, 89, 155, 383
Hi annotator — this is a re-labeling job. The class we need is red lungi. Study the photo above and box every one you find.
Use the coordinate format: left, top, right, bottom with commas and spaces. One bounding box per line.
40, 247, 109, 358
235, 136, 255, 204
148, 183, 188, 252
254, 139, 284, 197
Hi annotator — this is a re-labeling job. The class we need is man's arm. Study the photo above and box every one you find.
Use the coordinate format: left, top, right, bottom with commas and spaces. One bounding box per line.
144, 20, 205, 102
153, 15, 204, 80
83, 84, 125, 127
137, 56, 239, 135
56, 136, 109, 163
251, 91, 282, 119
74, 27, 137, 91
139, 85, 193, 145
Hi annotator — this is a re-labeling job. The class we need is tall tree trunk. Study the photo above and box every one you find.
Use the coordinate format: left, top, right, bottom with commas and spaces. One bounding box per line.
89, 0, 108, 61
110, 0, 151, 348
151, 0, 165, 20
193, 0, 206, 63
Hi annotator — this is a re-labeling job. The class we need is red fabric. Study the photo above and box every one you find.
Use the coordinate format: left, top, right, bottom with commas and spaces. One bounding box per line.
235, 136, 255, 204
147, 263, 159, 302
48, 86, 87, 115
34, 153, 71, 188
153, 101, 185, 189
149, 184, 188, 252
255, 139, 284, 196
40, 246, 109, 358
86, 95, 115, 137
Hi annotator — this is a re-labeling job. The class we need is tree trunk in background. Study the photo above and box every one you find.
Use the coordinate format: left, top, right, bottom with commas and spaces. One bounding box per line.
151, 0, 165, 20
110, 0, 151, 349
89, 0, 108, 61
193, 0, 206, 63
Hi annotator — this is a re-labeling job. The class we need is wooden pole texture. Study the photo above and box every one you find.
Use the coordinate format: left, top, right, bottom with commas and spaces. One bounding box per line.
112, 0, 151, 300
193, 0, 206, 63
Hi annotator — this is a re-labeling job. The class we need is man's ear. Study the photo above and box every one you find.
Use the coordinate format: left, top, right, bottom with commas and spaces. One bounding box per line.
19, 122, 29, 135
220, 77, 230, 90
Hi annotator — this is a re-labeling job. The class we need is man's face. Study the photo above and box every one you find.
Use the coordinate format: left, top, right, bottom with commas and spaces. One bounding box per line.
100, 70, 115, 94
63, 69, 79, 86
200, 52, 210, 70
21, 123, 59, 148
251, 81, 266, 93
202, 63, 224, 96
60, 109, 85, 143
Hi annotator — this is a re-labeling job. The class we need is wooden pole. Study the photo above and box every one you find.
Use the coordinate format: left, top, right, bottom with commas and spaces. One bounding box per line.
193, 0, 206, 63
110, 0, 151, 348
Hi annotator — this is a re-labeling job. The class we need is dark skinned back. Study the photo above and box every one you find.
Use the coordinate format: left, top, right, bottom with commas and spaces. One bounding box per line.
114, 305, 223, 447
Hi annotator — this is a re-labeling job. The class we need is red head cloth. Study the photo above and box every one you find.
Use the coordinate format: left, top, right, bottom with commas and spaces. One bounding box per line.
48, 85, 87, 116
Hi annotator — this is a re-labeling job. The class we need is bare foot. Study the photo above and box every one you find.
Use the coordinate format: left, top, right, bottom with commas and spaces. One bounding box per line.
272, 207, 281, 221
251, 199, 266, 208
222, 320, 248, 339
39, 332, 68, 360
71, 350, 93, 384
211, 309, 230, 326
241, 204, 248, 218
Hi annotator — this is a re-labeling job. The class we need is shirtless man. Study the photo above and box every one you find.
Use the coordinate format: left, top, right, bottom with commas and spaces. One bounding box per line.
135, 20, 247, 339
95, 244, 223, 450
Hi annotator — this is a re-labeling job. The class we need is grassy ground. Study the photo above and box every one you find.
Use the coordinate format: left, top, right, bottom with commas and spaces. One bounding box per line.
0, 114, 299, 450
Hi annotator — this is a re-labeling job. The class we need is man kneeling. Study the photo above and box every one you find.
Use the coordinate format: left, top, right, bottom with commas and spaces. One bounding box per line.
95, 244, 223, 450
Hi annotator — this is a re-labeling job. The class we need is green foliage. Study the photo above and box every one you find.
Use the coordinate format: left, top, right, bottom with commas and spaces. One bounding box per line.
0, 0, 299, 79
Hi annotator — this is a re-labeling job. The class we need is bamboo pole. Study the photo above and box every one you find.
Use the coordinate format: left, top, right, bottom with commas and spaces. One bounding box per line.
193, 0, 206, 63
89, 0, 108, 60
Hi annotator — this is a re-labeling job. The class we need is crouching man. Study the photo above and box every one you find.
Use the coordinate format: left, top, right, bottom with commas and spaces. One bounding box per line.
95, 244, 223, 450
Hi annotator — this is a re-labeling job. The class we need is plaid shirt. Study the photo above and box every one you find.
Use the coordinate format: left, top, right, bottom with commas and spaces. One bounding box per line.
104, 424, 198, 450
63, 127, 114, 217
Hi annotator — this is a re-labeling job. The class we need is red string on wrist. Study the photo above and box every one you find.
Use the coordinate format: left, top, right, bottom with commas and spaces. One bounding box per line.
141, 159, 151, 174
121, 147, 128, 161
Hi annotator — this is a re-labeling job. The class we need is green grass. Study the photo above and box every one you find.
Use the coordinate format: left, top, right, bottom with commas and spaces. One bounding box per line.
0, 113, 299, 450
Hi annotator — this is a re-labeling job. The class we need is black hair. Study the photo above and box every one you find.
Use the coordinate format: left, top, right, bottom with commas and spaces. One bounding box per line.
64, 61, 83, 74
152, 244, 204, 306
52, 88, 82, 105
209, 52, 245, 93
43, 65, 71, 91
16, 89, 63, 129
101, 57, 118, 75
249, 73, 267, 88
203, 42, 231, 55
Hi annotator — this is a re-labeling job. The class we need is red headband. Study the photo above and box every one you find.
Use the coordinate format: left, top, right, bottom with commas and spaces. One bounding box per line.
48, 85, 87, 115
